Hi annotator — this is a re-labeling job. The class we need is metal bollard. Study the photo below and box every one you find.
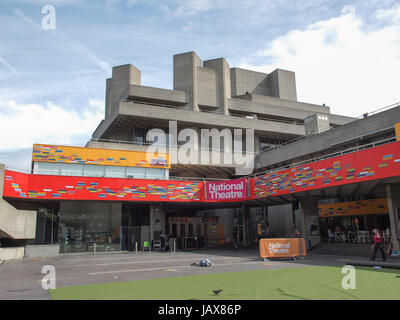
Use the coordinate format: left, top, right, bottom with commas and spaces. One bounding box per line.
135, 241, 138, 254
174, 241, 176, 253
93, 243, 96, 255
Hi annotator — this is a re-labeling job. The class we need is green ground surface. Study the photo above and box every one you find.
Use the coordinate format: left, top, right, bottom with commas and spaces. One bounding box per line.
49, 266, 400, 300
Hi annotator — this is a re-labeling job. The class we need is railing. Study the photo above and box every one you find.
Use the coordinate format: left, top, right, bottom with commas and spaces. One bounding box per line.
123, 98, 305, 126
89, 137, 256, 155
229, 112, 304, 126
246, 135, 399, 179
260, 135, 306, 152
4, 166, 230, 182
259, 101, 400, 153
356, 101, 400, 119
122, 99, 185, 110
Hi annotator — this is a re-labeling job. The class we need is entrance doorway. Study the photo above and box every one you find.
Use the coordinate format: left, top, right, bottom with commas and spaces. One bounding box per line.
168, 216, 219, 249
35, 207, 59, 245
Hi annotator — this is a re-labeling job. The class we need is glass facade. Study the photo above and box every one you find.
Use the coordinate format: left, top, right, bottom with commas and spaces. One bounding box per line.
58, 201, 121, 253
34, 162, 167, 179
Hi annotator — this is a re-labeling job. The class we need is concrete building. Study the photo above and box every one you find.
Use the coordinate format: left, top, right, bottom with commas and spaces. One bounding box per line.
1, 51, 400, 259
90, 51, 354, 178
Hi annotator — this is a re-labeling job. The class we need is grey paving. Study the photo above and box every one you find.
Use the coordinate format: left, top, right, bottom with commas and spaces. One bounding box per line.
0, 249, 399, 300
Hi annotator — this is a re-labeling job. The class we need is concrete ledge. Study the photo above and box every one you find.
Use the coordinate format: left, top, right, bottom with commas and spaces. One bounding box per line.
0, 247, 25, 261
343, 259, 400, 269
25, 244, 60, 258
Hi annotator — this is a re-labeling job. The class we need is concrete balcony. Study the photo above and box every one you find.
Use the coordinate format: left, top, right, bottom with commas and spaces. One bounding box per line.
128, 85, 188, 106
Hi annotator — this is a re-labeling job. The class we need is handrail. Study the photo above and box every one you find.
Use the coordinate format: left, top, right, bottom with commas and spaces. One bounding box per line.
356, 101, 400, 119
89, 138, 257, 155
246, 135, 399, 179
123, 99, 305, 126
4, 166, 230, 182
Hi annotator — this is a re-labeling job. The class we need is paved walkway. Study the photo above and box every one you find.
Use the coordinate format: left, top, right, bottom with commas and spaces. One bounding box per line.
0, 249, 399, 300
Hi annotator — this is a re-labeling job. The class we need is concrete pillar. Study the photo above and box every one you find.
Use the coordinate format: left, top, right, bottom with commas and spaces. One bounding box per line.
386, 184, 400, 253
299, 198, 321, 250
254, 133, 261, 154
149, 203, 165, 241
110, 64, 141, 116
203, 58, 231, 115
267, 69, 297, 101
173, 52, 202, 112
241, 205, 250, 247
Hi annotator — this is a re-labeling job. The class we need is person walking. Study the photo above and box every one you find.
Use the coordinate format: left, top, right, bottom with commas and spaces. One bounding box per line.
371, 228, 386, 261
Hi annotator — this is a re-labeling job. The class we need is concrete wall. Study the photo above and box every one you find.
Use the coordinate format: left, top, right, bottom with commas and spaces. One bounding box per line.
25, 244, 60, 258
203, 58, 231, 115
174, 52, 201, 111
230, 68, 271, 97
257, 106, 400, 169
299, 199, 321, 250
268, 69, 297, 101
197, 67, 218, 108
150, 203, 165, 241
129, 84, 187, 105
107, 64, 141, 118
0, 164, 37, 240
0, 247, 25, 260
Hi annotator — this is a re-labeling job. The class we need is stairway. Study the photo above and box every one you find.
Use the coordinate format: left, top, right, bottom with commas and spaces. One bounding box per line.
310, 242, 378, 257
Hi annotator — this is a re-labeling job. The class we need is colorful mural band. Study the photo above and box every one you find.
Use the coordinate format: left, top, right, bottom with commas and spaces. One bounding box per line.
4, 141, 400, 203
318, 198, 388, 217
250, 141, 400, 200
4, 171, 202, 202
33, 144, 170, 168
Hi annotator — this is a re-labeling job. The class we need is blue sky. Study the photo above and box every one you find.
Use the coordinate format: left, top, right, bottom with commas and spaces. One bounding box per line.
0, 0, 399, 170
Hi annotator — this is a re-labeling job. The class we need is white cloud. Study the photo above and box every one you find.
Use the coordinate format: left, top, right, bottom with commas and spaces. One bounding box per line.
239, 5, 400, 117
14, 9, 112, 75
0, 99, 104, 152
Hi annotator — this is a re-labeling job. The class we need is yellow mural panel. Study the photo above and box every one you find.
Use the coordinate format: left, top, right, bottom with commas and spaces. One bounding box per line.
32, 144, 170, 169
318, 198, 388, 217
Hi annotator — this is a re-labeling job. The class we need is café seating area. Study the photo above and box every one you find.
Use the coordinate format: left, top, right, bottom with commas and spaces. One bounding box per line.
328, 229, 391, 244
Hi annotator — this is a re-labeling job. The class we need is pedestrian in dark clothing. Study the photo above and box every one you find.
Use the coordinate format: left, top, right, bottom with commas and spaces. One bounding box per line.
371, 229, 386, 261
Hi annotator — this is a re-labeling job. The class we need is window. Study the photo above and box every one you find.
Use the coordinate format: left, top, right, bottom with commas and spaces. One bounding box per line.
127, 167, 146, 179
84, 165, 105, 177
36, 162, 60, 175
61, 164, 83, 176
145, 168, 164, 179
133, 128, 146, 145
105, 166, 125, 178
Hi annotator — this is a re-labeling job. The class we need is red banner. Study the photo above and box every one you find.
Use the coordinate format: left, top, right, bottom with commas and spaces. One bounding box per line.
250, 140, 400, 199
205, 179, 247, 202
3, 171, 204, 202
3, 141, 400, 203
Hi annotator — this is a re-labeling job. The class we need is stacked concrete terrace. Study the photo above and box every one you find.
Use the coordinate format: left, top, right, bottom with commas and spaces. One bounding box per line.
89, 51, 355, 178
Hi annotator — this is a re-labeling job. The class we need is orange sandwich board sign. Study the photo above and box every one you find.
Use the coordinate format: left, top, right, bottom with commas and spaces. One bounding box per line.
259, 238, 306, 260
